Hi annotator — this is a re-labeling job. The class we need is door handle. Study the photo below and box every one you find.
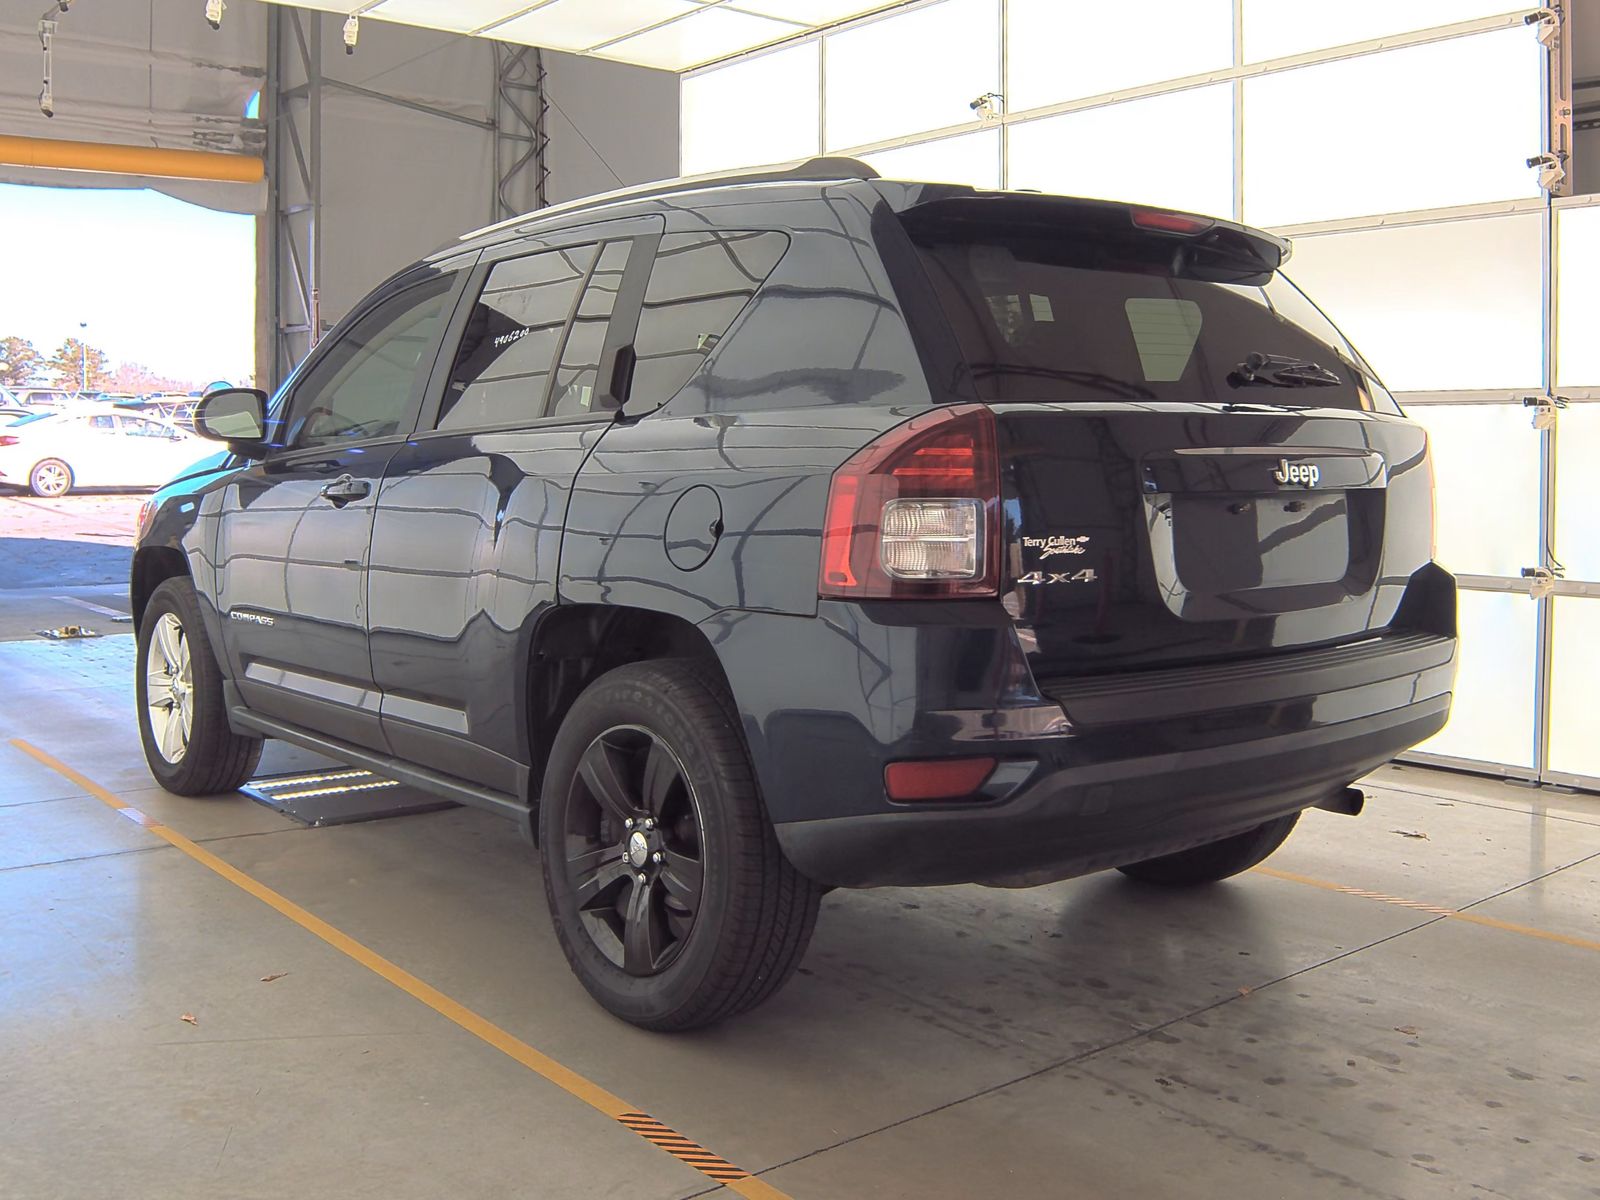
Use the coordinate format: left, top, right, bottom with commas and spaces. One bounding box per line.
318, 474, 370, 506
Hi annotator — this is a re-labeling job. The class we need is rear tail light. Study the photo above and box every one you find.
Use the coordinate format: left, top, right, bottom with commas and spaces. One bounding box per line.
0, 436, 18, 447
819, 404, 1001, 599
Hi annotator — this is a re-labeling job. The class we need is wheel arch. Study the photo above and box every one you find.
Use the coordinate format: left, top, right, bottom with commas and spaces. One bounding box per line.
131, 545, 190, 629
525, 604, 733, 806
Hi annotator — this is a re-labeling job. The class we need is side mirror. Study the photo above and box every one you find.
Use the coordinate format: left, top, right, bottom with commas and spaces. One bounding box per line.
194, 387, 269, 455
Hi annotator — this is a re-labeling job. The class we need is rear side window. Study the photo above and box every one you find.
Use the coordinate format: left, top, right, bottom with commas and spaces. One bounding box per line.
629, 230, 788, 407
549, 241, 631, 417
440, 244, 596, 430
909, 221, 1388, 411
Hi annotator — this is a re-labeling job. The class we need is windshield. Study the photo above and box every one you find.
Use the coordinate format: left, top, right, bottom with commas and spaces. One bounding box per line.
907, 221, 1395, 412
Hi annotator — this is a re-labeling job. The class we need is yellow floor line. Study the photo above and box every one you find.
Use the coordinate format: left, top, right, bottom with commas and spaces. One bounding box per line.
10, 738, 790, 1200
1255, 865, 1600, 954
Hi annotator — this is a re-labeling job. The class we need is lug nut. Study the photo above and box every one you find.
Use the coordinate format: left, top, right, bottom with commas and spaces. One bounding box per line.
636, 872, 648, 884
643, 818, 654, 830
651, 851, 663, 864
624, 818, 635, 830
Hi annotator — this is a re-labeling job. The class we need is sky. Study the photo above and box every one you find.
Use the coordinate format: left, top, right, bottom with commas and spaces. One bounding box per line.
0, 183, 255, 387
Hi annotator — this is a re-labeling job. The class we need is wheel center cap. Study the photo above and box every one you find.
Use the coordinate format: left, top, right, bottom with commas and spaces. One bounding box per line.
626, 830, 651, 868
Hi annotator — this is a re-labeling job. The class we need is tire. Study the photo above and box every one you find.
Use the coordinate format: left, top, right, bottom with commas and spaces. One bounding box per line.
136, 577, 263, 795
539, 658, 822, 1031
1116, 811, 1301, 887
29, 458, 72, 497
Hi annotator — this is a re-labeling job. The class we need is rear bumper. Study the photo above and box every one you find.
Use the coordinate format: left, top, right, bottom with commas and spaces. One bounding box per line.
702, 598, 1456, 890
776, 688, 1449, 888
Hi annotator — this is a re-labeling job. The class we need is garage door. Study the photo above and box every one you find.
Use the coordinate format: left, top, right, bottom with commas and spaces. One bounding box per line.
680, 3, 1592, 790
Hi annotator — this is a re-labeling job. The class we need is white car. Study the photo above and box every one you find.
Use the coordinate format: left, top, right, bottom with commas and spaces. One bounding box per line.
0, 410, 209, 497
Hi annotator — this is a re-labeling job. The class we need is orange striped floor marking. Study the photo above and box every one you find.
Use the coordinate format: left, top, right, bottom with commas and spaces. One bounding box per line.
10, 738, 791, 1200
1256, 865, 1600, 954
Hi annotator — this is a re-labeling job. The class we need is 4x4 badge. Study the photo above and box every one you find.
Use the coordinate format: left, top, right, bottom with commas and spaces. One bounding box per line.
1272, 459, 1320, 487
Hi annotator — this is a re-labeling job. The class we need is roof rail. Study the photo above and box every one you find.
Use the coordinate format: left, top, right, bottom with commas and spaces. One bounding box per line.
456, 156, 879, 243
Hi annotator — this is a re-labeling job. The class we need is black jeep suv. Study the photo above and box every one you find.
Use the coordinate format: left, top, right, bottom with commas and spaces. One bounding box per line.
133, 158, 1456, 1030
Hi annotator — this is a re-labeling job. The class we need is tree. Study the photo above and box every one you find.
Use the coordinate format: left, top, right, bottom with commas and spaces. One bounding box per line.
46, 338, 111, 392
106, 361, 196, 395
0, 336, 40, 388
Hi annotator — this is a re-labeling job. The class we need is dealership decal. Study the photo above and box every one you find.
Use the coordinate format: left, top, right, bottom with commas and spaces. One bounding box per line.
493, 327, 531, 348
1022, 534, 1090, 559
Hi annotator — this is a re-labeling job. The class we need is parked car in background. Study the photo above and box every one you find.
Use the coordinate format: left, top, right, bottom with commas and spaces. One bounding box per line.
0, 409, 208, 496
142, 396, 199, 429
15, 387, 72, 408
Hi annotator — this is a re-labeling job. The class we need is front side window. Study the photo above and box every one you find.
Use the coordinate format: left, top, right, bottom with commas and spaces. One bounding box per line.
285, 273, 455, 448
628, 230, 788, 407
439, 244, 596, 431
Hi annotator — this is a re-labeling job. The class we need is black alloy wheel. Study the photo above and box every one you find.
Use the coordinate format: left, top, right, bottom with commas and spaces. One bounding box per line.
565, 725, 705, 976
539, 659, 822, 1031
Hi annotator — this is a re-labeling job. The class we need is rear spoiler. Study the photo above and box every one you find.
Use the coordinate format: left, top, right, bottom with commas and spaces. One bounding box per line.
875, 183, 1291, 279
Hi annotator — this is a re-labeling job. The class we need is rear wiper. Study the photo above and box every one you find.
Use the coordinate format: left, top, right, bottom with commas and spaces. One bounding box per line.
1228, 351, 1341, 389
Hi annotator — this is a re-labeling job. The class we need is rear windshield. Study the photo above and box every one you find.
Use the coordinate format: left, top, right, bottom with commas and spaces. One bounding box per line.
906, 218, 1392, 412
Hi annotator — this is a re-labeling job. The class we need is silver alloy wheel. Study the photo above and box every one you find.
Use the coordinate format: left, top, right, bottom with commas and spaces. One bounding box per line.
31, 461, 70, 497
145, 612, 194, 764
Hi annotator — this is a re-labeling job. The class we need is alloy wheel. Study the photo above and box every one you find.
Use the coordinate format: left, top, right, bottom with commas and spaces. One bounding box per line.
145, 612, 194, 764
32, 461, 70, 497
564, 725, 705, 976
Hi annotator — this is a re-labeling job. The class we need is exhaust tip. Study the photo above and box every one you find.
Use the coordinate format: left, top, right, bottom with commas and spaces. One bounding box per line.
1315, 786, 1365, 817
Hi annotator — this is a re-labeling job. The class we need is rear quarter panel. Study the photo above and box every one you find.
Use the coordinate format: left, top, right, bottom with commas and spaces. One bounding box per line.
559, 191, 938, 621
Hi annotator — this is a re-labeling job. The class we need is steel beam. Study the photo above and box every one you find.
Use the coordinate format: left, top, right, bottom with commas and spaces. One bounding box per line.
493, 42, 549, 220
268, 8, 324, 387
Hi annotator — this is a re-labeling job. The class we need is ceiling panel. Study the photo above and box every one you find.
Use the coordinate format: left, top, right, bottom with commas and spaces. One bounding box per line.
595, 6, 803, 70
725, 0, 899, 22
256, 0, 919, 73
367, 0, 533, 34
482, 0, 700, 50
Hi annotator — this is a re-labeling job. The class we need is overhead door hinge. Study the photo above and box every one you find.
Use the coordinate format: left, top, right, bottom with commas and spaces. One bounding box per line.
1520, 566, 1564, 600
1522, 394, 1569, 429
1526, 7, 1562, 47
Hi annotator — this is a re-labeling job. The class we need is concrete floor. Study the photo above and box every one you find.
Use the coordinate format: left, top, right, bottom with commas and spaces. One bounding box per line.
2, 634, 1597, 1200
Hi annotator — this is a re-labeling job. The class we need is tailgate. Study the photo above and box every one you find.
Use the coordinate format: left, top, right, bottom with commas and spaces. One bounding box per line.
890, 189, 1435, 676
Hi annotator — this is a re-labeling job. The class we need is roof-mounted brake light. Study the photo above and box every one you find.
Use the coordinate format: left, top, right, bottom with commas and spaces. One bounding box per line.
1130, 208, 1216, 235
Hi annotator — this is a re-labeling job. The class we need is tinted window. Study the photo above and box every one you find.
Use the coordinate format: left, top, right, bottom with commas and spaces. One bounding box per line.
909, 222, 1385, 411
549, 241, 630, 417
287, 274, 455, 447
440, 244, 595, 430
119, 416, 170, 437
87, 414, 117, 431
629, 230, 787, 406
